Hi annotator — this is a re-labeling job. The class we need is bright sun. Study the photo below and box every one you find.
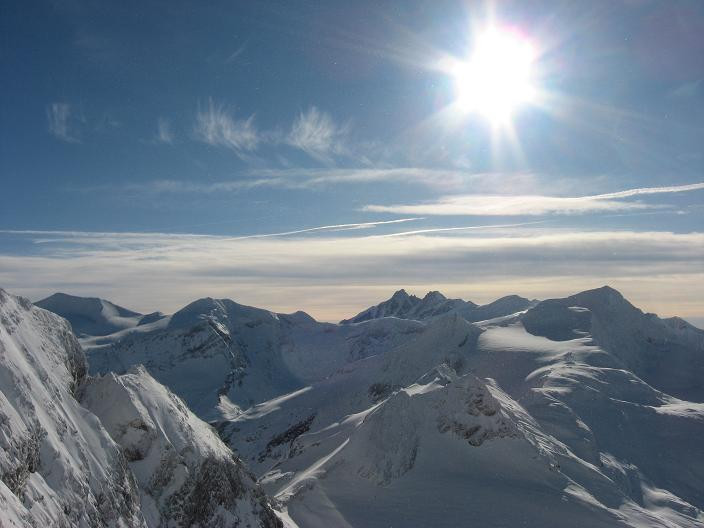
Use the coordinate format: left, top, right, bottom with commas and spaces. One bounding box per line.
453, 28, 537, 124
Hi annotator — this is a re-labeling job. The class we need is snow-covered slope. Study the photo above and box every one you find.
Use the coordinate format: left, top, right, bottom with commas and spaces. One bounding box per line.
217, 288, 703, 527
340, 289, 532, 324
221, 306, 704, 527
35, 292, 164, 337
86, 297, 424, 419
0, 288, 282, 527
522, 286, 704, 401
81, 366, 281, 528
0, 288, 144, 527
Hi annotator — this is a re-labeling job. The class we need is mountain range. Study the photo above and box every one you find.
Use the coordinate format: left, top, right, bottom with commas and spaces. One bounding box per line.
1, 285, 703, 527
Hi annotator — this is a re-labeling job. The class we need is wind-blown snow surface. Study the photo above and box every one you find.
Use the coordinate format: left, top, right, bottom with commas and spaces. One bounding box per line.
0, 289, 281, 527
61, 287, 704, 527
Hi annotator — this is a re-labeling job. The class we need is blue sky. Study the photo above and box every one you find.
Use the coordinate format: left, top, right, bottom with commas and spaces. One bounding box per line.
1, 0, 703, 323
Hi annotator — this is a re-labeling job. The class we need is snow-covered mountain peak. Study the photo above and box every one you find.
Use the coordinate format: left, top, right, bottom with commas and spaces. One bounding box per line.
340, 289, 535, 324
340, 289, 475, 324
34, 292, 163, 338
566, 285, 632, 312
521, 285, 704, 402
422, 290, 447, 302
167, 296, 231, 328
391, 288, 412, 300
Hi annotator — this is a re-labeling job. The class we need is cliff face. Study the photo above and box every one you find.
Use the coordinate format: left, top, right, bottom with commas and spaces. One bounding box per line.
82, 367, 282, 528
0, 289, 282, 528
0, 288, 144, 527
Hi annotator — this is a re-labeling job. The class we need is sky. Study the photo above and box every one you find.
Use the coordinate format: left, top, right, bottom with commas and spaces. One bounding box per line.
1, 0, 703, 324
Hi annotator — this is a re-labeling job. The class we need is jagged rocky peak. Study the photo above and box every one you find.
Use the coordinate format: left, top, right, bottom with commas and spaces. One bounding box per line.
341, 288, 469, 324
423, 290, 447, 302
342, 288, 536, 324
388, 288, 419, 307
392, 288, 412, 299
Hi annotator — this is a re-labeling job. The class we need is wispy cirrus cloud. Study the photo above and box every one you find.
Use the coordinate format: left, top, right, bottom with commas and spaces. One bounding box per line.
286, 106, 349, 162
363, 182, 704, 216
47, 103, 81, 143
190, 102, 353, 162
111, 169, 538, 194
193, 99, 259, 156
1, 227, 702, 322
155, 117, 174, 144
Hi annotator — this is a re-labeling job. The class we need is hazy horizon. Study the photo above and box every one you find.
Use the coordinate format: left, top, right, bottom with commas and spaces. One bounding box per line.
2, 1, 703, 326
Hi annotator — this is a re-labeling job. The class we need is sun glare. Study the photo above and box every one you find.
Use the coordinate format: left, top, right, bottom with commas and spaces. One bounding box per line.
453, 28, 537, 124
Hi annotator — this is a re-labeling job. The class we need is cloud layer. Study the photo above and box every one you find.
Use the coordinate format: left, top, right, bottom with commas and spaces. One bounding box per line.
2, 227, 702, 323
363, 182, 704, 216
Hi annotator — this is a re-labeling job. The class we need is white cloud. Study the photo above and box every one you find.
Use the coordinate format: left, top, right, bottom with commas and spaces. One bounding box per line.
1, 228, 703, 322
124, 178, 284, 193
286, 107, 348, 162
193, 99, 259, 155
47, 103, 80, 143
363, 182, 704, 216
155, 117, 174, 144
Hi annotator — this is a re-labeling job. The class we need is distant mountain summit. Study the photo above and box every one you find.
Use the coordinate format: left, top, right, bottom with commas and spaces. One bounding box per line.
341, 289, 532, 324
35, 292, 164, 337
523, 285, 704, 401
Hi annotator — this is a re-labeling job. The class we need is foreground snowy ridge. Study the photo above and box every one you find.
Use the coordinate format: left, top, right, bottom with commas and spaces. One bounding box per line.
0, 288, 282, 527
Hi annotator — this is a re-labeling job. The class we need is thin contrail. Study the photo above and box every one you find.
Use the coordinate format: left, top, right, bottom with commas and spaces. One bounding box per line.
0, 218, 424, 241
369, 221, 545, 238
223, 218, 424, 240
